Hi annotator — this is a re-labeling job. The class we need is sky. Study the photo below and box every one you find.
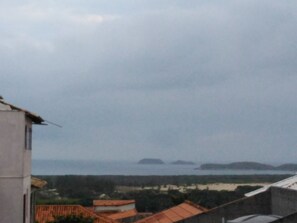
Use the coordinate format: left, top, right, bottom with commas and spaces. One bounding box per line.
1, 0, 297, 163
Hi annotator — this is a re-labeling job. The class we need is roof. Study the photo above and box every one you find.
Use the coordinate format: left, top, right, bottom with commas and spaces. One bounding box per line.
227, 214, 281, 223
31, 177, 47, 189
93, 200, 135, 207
108, 209, 138, 220
0, 98, 44, 124
245, 175, 297, 197
135, 201, 207, 223
35, 205, 117, 223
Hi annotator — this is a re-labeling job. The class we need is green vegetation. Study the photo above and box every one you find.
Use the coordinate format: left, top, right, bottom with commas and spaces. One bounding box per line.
199, 162, 297, 171
52, 174, 289, 186
35, 175, 290, 212
112, 185, 260, 211
200, 162, 275, 170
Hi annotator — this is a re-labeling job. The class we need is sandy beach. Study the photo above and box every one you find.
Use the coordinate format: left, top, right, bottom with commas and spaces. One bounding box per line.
116, 183, 269, 193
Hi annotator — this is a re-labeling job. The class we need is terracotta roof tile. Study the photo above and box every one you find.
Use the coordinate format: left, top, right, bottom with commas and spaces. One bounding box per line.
108, 209, 138, 220
136, 201, 207, 223
162, 210, 181, 222
93, 200, 135, 206
35, 205, 117, 223
169, 206, 192, 218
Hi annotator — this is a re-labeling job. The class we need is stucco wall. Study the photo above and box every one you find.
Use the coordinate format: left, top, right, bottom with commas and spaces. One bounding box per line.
271, 212, 297, 223
0, 111, 25, 176
271, 187, 297, 216
0, 178, 24, 222
185, 190, 271, 223
95, 203, 135, 212
0, 111, 32, 223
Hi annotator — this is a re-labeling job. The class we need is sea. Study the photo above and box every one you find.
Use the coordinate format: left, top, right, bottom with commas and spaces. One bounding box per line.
32, 160, 296, 176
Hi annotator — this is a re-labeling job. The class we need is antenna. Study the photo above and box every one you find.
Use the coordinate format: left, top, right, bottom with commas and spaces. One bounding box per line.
44, 119, 63, 128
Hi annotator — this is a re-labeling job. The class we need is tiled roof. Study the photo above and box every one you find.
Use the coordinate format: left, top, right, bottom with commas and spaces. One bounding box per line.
31, 177, 47, 189
108, 209, 138, 220
93, 200, 135, 206
35, 205, 117, 223
0, 98, 44, 124
136, 201, 207, 223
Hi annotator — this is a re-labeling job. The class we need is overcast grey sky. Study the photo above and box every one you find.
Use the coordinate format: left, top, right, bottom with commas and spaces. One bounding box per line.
1, 0, 297, 163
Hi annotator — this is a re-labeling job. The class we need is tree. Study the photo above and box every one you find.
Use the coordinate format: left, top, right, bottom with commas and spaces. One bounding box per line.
47, 214, 94, 223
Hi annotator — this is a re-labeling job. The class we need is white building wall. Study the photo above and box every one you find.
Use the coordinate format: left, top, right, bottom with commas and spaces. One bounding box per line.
0, 111, 32, 223
95, 203, 135, 212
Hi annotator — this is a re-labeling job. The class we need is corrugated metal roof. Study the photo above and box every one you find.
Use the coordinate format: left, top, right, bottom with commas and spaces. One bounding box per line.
93, 200, 135, 206
36, 205, 118, 223
135, 201, 207, 223
245, 175, 297, 197
227, 214, 281, 223
0, 98, 44, 124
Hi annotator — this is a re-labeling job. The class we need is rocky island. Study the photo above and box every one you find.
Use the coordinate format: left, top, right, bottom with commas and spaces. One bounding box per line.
171, 160, 195, 165
138, 158, 165, 164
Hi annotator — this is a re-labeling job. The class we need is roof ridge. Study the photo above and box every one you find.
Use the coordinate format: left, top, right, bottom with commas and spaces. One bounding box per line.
183, 200, 208, 211
0, 99, 44, 124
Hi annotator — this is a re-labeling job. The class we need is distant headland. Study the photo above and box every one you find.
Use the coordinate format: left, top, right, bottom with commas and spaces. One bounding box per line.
197, 162, 297, 171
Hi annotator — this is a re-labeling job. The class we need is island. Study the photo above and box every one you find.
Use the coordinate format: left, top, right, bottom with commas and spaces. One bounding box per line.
138, 158, 165, 164
275, 164, 297, 171
171, 160, 195, 165
198, 162, 275, 170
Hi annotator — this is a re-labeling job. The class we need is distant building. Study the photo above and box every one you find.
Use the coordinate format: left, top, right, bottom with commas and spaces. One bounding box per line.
0, 98, 44, 223
92, 200, 138, 222
93, 200, 136, 213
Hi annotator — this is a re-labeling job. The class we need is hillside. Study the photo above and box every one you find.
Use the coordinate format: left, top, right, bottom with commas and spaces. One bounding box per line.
275, 164, 297, 171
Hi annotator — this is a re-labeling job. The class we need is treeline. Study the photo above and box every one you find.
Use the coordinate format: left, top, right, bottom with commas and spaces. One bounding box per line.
35, 175, 288, 212
37, 174, 290, 187
115, 185, 259, 211
39, 175, 115, 199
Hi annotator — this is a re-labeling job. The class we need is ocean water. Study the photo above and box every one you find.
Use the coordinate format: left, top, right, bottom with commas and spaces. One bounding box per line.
32, 160, 295, 176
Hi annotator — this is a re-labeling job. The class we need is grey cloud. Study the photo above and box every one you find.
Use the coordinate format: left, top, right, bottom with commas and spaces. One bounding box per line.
1, 1, 297, 162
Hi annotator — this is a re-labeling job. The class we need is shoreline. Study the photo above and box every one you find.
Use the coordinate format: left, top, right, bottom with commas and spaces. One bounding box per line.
116, 183, 269, 193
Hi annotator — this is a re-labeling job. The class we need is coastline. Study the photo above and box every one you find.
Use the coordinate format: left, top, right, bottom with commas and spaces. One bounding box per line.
32, 159, 296, 176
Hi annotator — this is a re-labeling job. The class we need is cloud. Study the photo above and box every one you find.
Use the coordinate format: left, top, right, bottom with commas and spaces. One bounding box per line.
1, 1, 297, 162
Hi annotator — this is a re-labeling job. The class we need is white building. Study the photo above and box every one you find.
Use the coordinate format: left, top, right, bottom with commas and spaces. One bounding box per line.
0, 97, 44, 223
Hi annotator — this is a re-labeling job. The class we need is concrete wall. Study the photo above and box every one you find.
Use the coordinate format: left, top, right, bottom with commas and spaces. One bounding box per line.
271, 187, 297, 216
185, 190, 271, 223
0, 111, 32, 223
0, 112, 25, 176
272, 212, 297, 223
95, 203, 135, 212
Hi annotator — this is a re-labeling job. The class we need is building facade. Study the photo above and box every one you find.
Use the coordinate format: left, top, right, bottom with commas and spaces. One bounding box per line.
0, 99, 44, 223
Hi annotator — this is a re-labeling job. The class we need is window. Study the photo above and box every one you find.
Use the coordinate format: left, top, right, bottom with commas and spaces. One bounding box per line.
25, 126, 32, 150
23, 194, 27, 223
